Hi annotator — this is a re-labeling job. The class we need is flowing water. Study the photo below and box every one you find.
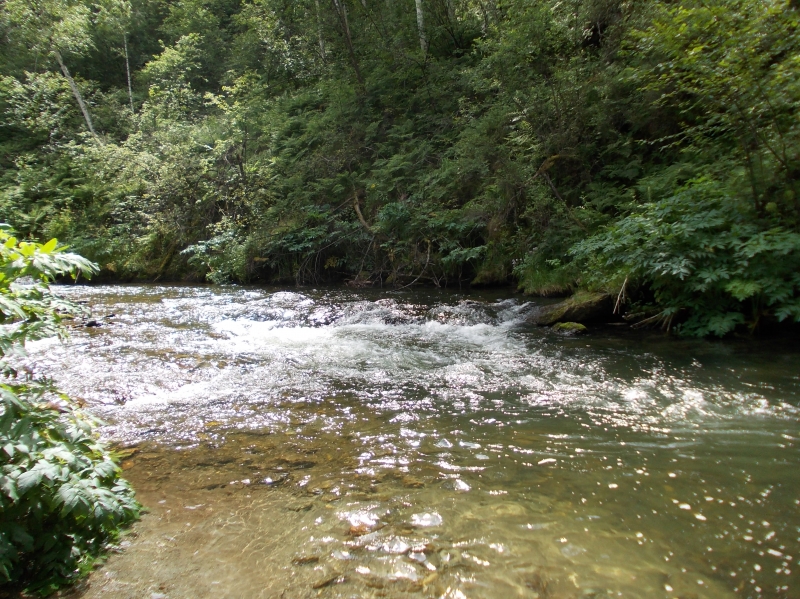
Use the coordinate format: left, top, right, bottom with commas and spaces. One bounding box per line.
26, 285, 799, 599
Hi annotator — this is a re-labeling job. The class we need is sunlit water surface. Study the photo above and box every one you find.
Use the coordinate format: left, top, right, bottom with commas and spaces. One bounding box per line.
26, 285, 800, 599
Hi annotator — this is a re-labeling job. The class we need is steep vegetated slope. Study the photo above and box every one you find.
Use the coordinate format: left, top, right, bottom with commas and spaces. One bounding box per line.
1, 0, 798, 335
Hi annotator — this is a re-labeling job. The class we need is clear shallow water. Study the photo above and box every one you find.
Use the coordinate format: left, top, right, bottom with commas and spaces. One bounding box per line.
27, 285, 800, 599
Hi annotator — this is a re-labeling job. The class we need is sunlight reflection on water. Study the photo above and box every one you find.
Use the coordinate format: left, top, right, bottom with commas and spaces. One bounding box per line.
25, 285, 800, 599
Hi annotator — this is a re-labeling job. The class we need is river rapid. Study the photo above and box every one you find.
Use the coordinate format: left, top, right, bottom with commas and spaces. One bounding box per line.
26, 285, 799, 599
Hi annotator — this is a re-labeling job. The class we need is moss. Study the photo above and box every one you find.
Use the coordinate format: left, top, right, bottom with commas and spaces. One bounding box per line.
552, 321, 587, 333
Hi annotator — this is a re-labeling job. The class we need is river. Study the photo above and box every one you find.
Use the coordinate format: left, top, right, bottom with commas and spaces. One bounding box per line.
26, 285, 799, 599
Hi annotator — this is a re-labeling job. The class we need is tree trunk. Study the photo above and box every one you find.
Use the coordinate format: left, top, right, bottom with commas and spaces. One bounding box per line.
476, 0, 497, 33
477, 0, 488, 34
415, 0, 427, 54
54, 49, 99, 139
124, 34, 134, 113
315, 0, 327, 60
331, 0, 364, 87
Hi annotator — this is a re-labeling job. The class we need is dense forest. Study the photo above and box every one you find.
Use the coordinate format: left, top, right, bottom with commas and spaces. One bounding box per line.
1, 0, 798, 336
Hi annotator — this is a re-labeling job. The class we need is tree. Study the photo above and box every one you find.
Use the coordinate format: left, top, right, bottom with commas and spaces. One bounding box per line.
2, 0, 100, 138
331, 0, 364, 86
95, 0, 135, 113
415, 0, 427, 53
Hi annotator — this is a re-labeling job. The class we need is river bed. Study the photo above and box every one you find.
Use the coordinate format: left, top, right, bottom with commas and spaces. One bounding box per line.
26, 285, 799, 599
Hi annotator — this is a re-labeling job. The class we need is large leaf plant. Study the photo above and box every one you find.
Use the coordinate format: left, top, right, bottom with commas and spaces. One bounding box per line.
0, 226, 139, 594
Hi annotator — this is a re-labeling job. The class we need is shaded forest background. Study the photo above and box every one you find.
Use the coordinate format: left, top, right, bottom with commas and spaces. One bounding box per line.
1, 0, 798, 336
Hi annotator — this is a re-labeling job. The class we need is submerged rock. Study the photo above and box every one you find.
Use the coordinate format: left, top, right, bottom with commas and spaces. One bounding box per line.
401, 475, 425, 488
526, 292, 612, 326
560, 543, 587, 558
442, 479, 471, 492
383, 537, 412, 554
311, 570, 342, 589
291, 553, 321, 565
411, 512, 443, 527
349, 523, 376, 536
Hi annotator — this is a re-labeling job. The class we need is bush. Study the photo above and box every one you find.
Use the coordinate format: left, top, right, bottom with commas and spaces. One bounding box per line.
571, 177, 800, 336
0, 227, 139, 594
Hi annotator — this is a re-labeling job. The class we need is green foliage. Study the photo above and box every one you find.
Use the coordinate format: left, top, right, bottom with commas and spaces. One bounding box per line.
1, 0, 94, 58
514, 254, 578, 297
0, 72, 84, 143
0, 229, 139, 592
627, 0, 800, 216
140, 33, 205, 118
567, 0, 800, 335
572, 176, 800, 336
0, 0, 798, 335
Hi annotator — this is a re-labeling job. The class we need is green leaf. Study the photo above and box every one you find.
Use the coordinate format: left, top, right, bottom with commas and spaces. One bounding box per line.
16, 469, 43, 495
0, 475, 19, 502
40, 238, 58, 254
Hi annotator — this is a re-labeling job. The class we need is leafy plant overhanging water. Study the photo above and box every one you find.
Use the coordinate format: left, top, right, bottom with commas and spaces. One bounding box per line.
0, 230, 139, 594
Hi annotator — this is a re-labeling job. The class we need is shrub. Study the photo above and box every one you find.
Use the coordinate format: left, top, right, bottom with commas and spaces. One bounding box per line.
0, 227, 139, 594
571, 177, 800, 336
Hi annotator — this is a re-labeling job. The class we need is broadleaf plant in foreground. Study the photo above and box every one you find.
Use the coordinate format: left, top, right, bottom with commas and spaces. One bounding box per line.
0, 227, 139, 594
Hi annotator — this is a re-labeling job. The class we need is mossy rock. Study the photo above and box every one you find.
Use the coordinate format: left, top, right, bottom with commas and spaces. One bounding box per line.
552, 322, 587, 333
527, 292, 612, 326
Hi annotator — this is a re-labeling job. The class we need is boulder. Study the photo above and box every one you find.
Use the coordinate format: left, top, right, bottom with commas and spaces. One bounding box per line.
552, 321, 587, 334
526, 292, 612, 326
